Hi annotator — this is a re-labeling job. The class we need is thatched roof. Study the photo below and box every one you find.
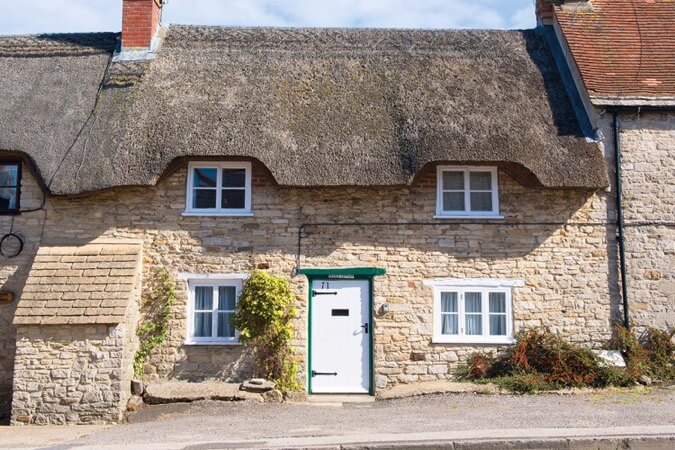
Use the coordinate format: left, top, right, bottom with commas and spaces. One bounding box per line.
0, 27, 607, 195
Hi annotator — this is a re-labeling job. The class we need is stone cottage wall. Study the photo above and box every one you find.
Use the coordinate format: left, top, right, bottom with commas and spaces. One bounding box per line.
0, 167, 44, 422
25, 161, 617, 389
596, 112, 675, 331
11, 322, 134, 425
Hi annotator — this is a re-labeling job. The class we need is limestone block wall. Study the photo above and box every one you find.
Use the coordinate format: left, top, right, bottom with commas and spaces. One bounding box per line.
28, 162, 617, 388
597, 112, 675, 330
0, 167, 44, 422
11, 323, 132, 425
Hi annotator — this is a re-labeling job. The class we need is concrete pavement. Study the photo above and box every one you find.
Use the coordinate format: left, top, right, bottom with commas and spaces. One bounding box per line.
1, 387, 674, 449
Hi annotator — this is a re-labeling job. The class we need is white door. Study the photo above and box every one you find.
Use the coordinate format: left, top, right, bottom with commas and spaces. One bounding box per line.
310, 279, 370, 394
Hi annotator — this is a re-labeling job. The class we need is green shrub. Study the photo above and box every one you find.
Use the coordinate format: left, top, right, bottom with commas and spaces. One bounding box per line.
596, 366, 636, 387
494, 374, 557, 394
643, 327, 675, 380
234, 270, 300, 392
511, 328, 604, 387
134, 267, 176, 379
610, 324, 674, 380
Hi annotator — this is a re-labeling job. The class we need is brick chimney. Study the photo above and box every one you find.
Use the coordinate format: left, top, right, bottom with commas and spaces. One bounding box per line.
535, 0, 556, 26
121, 0, 163, 51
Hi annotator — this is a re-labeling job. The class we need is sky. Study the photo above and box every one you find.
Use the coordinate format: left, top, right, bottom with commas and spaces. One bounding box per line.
0, 0, 536, 35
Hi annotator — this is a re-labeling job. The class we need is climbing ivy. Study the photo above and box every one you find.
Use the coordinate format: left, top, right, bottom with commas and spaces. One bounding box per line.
133, 267, 176, 379
235, 270, 301, 392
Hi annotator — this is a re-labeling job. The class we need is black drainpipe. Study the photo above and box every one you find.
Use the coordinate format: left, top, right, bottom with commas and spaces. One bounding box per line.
613, 112, 630, 328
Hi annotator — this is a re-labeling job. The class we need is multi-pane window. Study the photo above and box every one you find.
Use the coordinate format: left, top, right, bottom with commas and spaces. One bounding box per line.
187, 280, 242, 344
186, 162, 252, 215
436, 166, 499, 217
0, 163, 20, 213
433, 283, 514, 344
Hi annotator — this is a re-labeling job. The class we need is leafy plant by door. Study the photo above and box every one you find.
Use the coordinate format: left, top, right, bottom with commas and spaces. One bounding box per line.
134, 267, 176, 379
235, 270, 301, 392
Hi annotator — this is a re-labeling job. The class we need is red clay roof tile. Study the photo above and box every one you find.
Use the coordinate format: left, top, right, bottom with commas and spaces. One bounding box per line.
555, 0, 675, 100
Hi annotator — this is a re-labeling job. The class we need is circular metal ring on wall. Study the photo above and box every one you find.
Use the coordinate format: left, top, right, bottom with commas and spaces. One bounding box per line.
0, 233, 24, 258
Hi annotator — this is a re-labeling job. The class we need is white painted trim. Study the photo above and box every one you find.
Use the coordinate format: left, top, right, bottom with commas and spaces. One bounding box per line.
184, 278, 244, 345
429, 281, 518, 345
185, 161, 252, 215
433, 215, 505, 220
435, 166, 500, 218
424, 278, 525, 288
181, 212, 254, 217
178, 273, 249, 281
184, 341, 242, 346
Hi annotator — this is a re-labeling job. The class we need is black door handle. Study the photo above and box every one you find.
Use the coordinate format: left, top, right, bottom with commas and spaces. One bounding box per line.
361, 323, 369, 334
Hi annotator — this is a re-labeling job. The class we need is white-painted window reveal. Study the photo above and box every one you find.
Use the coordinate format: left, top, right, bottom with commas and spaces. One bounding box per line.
426, 279, 521, 344
435, 166, 500, 218
186, 279, 243, 344
185, 161, 252, 215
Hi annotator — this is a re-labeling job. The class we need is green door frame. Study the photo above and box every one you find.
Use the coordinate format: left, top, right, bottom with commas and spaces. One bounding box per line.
298, 267, 386, 395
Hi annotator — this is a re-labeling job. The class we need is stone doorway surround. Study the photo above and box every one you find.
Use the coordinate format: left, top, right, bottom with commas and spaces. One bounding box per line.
11, 240, 142, 425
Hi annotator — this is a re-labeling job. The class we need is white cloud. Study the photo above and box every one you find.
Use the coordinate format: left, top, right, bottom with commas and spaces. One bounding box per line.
0, 0, 535, 35
163, 0, 511, 29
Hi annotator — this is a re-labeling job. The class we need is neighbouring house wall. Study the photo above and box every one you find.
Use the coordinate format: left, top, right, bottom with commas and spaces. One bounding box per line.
0, 168, 44, 422
11, 162, 616, 389
11, 322, 134, 425
596, 112, 675, 330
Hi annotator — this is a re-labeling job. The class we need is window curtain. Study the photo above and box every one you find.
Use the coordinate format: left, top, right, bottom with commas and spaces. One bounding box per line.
489, 292, 507, 336
465, 292, 482, 335
194, 286, 213, 337
217, 286, 236, 338
441, 292, 458, 334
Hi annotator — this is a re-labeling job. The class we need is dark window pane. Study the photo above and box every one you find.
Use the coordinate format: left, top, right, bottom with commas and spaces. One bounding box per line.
490, 315, 507, 336
466, 315, 482, 335
470, 192, 493, 212
193, 189, 216, 209
194, 312, 212, 337
218, 286, 236, 311
217, 312, 235, 338
194, 286, 213, 310
489, 293, 506, 313
465, 293, 482, 312
441, 292, 458, 313
443, 192, 465, 211
0, 165, 18, 187
0, 188, 17, 210
221, 189, 246, 209
442, 314, 458, 335
470, 171, 492, 190
222, 169, 246, 188
442, 171, 464, 190
193, 168, 217, 187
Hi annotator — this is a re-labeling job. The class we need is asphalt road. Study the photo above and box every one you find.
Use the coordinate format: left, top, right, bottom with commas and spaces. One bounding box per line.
2, 387, 675, 449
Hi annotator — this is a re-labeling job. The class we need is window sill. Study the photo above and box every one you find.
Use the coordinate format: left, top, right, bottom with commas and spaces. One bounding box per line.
182, 211, 254, 217
432, 337, 515, 345
433, 215, 504, 220
184, 340, 242, 346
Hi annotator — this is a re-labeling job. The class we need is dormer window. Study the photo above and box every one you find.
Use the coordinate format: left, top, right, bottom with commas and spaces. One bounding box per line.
184, 162, 252, 216
435, 166, 500, 218
0, 163, 20, 214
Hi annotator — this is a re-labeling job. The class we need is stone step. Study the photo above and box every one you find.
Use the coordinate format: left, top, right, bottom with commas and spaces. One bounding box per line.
144, 380, 264, 405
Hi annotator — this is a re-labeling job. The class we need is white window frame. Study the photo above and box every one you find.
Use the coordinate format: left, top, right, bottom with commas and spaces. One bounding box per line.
184, 161, 252, 216
185, 278, 243, 345
425, 278, 522, 344
435, 165, 501, 219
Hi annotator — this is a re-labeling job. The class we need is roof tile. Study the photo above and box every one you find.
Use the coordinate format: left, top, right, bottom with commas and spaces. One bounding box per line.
13, 243, 141, 326
556, 0, 675, 100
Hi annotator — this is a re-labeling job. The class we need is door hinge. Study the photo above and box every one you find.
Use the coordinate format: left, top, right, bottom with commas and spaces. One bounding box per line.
311, 370, 338, 377
312, 290, 338, 296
